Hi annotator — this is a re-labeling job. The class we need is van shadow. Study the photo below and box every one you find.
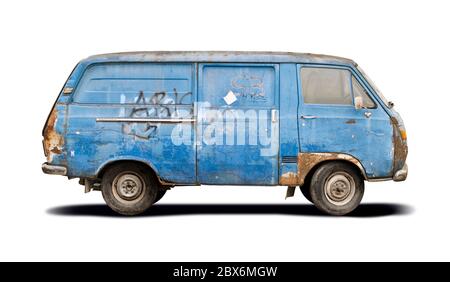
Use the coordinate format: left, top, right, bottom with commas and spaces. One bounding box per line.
47, 203, 413, 218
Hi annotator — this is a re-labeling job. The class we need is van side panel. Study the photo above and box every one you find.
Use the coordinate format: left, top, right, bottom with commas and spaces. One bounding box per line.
65, 63, 196, 183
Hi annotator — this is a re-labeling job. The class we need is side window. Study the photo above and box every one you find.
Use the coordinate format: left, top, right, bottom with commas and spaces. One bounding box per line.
73, 63, 193, 105
352, 76, 376, 108
201, 65, 276, 107
301, 67, 352, 105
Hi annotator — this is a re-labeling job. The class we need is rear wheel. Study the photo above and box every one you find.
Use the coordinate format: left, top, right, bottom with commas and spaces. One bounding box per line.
309, 162, 364, 215
101, 163, 157, 215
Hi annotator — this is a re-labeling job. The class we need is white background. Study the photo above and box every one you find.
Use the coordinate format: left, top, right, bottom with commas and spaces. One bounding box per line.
0, 0, 448, 261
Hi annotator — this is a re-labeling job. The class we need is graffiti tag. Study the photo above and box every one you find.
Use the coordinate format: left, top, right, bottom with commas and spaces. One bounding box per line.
123, 89, 193, 139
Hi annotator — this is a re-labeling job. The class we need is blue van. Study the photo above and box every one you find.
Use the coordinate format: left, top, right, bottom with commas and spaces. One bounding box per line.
42, 51, 407, 215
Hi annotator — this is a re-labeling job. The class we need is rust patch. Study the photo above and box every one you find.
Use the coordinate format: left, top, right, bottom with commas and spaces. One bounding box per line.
43, 108, 64, 162
391, 117, 408, 172
297, 152, 365, 186
50, 147, 62, 154
280, 172, 299, 186
345, 119, 356, 124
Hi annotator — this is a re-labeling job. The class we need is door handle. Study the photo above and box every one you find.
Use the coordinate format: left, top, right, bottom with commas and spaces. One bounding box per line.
300, 115, 317, 119
364, 112, 372, 118
271, 109, 278, 123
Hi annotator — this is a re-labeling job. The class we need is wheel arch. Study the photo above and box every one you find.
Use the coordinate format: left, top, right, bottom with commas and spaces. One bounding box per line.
96, 157, 170, 186
299, 153, 368, 187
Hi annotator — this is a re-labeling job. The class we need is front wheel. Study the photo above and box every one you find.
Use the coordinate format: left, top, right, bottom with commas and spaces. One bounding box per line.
101, 163, 158, 215
310, 162, 364, 216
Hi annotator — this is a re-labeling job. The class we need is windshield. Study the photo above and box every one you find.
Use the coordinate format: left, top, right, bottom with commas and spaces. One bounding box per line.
356, 65, 390, 107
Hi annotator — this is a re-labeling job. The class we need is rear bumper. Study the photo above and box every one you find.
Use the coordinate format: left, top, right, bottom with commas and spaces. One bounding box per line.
393, 163, 408, 182
42, 163, 67, 176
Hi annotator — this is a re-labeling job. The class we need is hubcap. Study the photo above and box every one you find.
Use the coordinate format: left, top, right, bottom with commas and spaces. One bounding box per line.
113, 173, 144, 202
324, 172, 356, 206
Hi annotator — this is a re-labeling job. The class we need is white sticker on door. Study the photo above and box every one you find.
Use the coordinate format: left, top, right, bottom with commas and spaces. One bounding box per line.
223, 90, 237, 105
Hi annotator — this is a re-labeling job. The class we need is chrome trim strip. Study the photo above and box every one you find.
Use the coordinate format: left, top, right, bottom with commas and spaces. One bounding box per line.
96, 118, 196, 123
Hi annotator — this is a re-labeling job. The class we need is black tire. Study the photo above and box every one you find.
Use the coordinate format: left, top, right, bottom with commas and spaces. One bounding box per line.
300, 185, 313, 203
309, 162, 364, 216
101, 162, 157, 215
153, 189, 167, 204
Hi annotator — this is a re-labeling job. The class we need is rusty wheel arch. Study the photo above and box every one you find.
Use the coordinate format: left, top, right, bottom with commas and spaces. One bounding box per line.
280, 152, 368, 187
298, 153, 368, 187
301, 159, 367, 189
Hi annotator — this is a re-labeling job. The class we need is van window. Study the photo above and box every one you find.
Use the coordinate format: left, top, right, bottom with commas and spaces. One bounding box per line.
202, 65, 276, 107
301, 68, 352, 105
73, 63, 193, 105
352, 76, 376, 108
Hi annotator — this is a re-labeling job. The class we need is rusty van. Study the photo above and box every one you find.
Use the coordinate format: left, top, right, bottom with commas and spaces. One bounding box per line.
42, 51, 408, 216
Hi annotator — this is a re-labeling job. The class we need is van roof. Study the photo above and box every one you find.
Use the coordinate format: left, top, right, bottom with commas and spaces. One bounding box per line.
82, 51, 356, 66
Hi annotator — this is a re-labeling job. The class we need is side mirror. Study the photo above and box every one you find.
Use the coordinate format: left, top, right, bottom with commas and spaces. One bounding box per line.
354, 96, 363, 110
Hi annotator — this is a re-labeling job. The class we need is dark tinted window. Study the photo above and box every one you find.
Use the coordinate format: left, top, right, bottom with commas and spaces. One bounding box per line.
301, 68, 352, 105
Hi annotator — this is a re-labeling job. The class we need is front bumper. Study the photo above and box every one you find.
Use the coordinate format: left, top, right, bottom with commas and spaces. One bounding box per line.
393, 163, 408, 181
42, 162, 67, 176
